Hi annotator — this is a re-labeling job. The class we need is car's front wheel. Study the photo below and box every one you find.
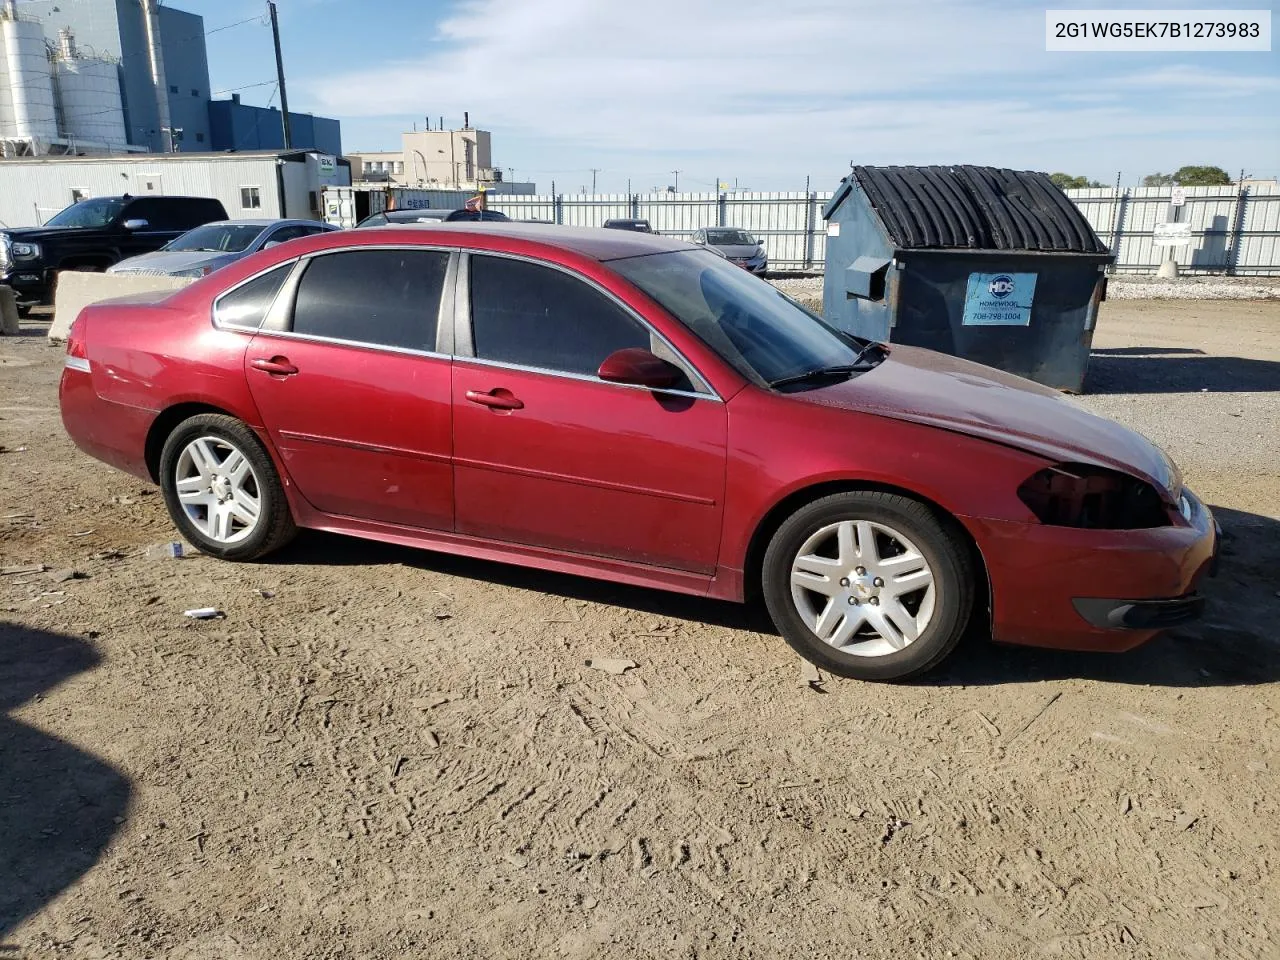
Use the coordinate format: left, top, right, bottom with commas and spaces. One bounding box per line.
158, 413, 296, 561
762, 491, 974, 681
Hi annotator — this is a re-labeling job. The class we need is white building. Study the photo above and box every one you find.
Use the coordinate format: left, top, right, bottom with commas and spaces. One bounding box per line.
0, 150, 351, 226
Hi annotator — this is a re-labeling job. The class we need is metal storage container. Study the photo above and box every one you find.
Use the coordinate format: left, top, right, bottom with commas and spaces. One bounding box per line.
822, 165, 1114, 392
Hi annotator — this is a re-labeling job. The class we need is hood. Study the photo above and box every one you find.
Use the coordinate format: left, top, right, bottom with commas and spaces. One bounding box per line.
108, 250, 240, 276
712, 243, 764, 259
795, 344, 1180, 499
1, 225, 76, 242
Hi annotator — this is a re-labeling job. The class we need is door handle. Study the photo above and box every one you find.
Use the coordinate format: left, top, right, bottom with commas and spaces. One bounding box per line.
251, 356, 299, 376
465, 388, 524, 411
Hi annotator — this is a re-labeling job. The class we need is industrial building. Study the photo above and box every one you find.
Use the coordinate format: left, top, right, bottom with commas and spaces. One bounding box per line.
348, 118, 534, 194
0, 0, 341, 157
0, 150, 351, 226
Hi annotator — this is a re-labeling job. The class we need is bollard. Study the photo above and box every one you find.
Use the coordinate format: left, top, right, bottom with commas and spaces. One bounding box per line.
0, 285, 18, 335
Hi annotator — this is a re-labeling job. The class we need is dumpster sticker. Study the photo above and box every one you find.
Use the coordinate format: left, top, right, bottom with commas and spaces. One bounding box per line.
962, 272, 1037, 326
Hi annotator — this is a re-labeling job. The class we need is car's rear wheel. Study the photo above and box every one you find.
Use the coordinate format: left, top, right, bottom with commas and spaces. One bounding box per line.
762, 491, 974, 681
158, 413, 296, 561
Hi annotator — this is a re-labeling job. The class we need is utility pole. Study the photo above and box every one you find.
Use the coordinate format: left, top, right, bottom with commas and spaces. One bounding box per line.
671, 169, 681, 192
589, 168, 600, 194
267, 1, 292, 149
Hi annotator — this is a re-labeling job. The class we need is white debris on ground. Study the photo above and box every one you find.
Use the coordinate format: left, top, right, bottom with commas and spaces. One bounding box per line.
768, 275, 1280, 306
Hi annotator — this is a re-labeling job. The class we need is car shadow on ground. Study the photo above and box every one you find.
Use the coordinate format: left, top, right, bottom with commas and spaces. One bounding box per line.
0, 623, 131, 938
280, 504, 1279, 689
1086, 346, 1280, 393
278, 531, 768, 633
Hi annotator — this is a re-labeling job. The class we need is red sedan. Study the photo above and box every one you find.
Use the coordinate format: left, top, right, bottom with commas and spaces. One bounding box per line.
59, 224, 1218, 681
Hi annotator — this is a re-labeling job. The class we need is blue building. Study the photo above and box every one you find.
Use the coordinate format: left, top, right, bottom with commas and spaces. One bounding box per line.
208, 94, 342, 156
17, 0, 340, 156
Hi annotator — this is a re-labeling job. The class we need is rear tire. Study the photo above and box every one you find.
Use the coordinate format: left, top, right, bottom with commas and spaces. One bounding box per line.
762, 491, 974, 681
158, 413, 296, 561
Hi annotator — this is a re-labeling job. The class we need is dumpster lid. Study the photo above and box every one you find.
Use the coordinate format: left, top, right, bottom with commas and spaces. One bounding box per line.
831, 165, 1109, 255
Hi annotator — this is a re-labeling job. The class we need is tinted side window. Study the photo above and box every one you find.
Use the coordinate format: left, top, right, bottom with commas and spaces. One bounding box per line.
470, 255, 649, 376
291, 249, 447, 351
266, 225, 309, 245
214, 264, 291, 329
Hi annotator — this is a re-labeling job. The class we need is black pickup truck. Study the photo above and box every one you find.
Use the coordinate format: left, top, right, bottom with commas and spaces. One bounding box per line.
1, 194, 228, 313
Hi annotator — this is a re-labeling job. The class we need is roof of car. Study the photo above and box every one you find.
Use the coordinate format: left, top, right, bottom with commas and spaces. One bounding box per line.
202, 218, 327, 228
367, 222, 694, 261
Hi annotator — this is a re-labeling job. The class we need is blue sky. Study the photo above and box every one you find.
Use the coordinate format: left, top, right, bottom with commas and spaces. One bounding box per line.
185, 0, 1276, 192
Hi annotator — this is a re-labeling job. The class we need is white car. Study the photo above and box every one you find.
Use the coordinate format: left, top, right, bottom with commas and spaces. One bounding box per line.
107, 219, 338, 278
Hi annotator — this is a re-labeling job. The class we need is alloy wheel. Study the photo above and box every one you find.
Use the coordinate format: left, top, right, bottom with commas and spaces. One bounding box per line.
173, 435, 263, 544
789, 519, 936, 657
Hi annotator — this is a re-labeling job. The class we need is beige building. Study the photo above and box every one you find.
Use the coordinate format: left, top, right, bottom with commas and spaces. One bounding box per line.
348, 125, 533, 193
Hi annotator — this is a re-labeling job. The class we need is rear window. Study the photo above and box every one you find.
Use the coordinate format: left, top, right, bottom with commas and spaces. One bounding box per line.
125, 197, 226, 230
290, 249, 448, 351
214, 264, 291, 329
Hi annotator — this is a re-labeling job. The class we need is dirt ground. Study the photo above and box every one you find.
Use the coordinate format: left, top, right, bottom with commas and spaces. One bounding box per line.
2, 300, 1278, 960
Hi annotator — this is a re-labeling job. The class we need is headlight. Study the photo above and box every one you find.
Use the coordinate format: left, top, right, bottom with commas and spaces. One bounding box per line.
172, 265, 214, 278
1017, 463, 1170, 529
0, 234, 10, 267
11, 241, 40, 260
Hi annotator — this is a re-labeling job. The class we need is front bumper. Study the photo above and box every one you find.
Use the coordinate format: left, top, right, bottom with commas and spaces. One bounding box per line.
967, 489, 1219, 652
2, 266, 51, 305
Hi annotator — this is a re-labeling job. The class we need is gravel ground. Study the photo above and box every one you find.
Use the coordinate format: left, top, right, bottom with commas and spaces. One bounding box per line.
2, 300, 1279, 959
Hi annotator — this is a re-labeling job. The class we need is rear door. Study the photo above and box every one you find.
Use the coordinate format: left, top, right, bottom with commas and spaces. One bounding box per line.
242, 246, 456, 530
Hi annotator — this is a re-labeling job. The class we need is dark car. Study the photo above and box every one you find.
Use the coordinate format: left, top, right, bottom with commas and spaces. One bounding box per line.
0, 195, 228, 312
603, 218, 653, 233
357, 208, 511, 228
692, 227, 767, 275
59, 224, 1216, 682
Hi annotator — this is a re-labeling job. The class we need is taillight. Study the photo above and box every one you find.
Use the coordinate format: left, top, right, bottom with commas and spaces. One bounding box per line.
64, 313, 91, 372
1017, 463, 1170, 529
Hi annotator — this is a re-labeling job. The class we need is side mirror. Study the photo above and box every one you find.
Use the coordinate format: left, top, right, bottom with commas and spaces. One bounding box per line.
122, 218, 149, 230
597, 348, 683, 390
262, 239, 283, 249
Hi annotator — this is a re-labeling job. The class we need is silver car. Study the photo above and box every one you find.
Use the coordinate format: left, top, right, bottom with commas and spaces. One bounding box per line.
107, 219, 339, 278
692, 227, 768, 275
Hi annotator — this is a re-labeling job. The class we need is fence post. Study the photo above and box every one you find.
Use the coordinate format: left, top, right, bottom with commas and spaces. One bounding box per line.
1110, 188, 1129, 273
717, 189, 726, 227
554, 191, 563, 225
804, 191, 817, 271
631, 193, 638, 220
1227, 185, 1249, 276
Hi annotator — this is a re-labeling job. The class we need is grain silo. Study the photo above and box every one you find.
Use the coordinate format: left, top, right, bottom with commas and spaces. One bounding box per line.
0, 3, 59, 145
53, 28, 127, 149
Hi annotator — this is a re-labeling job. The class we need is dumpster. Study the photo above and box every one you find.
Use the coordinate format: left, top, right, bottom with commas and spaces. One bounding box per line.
822, 165, 1114, 392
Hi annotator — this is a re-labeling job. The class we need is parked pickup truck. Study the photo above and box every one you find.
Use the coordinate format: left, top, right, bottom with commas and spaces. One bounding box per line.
0, 194, 228, 313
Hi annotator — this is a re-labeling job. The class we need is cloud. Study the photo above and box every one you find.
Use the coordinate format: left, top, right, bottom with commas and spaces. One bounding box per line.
299, 0, 1278, 187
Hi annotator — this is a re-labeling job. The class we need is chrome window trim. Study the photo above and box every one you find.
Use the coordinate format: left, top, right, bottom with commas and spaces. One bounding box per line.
456, 248, 719, 399
244, 326, 452, 362
454, 353, 720, 402
436, 252, 459, 356
210, 259, 298, 333
453, 252, 473, 357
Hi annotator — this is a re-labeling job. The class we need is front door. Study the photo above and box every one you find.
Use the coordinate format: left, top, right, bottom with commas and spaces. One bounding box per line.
452, 253, 727, 574
243, 247, 455, 530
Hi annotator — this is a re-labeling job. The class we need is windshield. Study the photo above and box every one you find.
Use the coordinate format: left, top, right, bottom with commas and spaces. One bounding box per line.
164, 223, 263, 253
45, 198, 128, 228
705, 228, 755, 246
613, 249, 869, 387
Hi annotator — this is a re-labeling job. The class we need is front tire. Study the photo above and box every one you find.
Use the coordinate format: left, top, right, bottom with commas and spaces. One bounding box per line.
762, 491, 974, 681
158, 413, 296, 561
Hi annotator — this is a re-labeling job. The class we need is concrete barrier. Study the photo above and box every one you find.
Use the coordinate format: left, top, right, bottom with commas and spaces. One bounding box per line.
0, 286, 18, 335
48, 272, 196, 341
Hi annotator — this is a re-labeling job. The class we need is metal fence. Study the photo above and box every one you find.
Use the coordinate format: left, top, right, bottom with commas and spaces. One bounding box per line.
327, 183, 1280, 275
488, 185, 1280, 275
